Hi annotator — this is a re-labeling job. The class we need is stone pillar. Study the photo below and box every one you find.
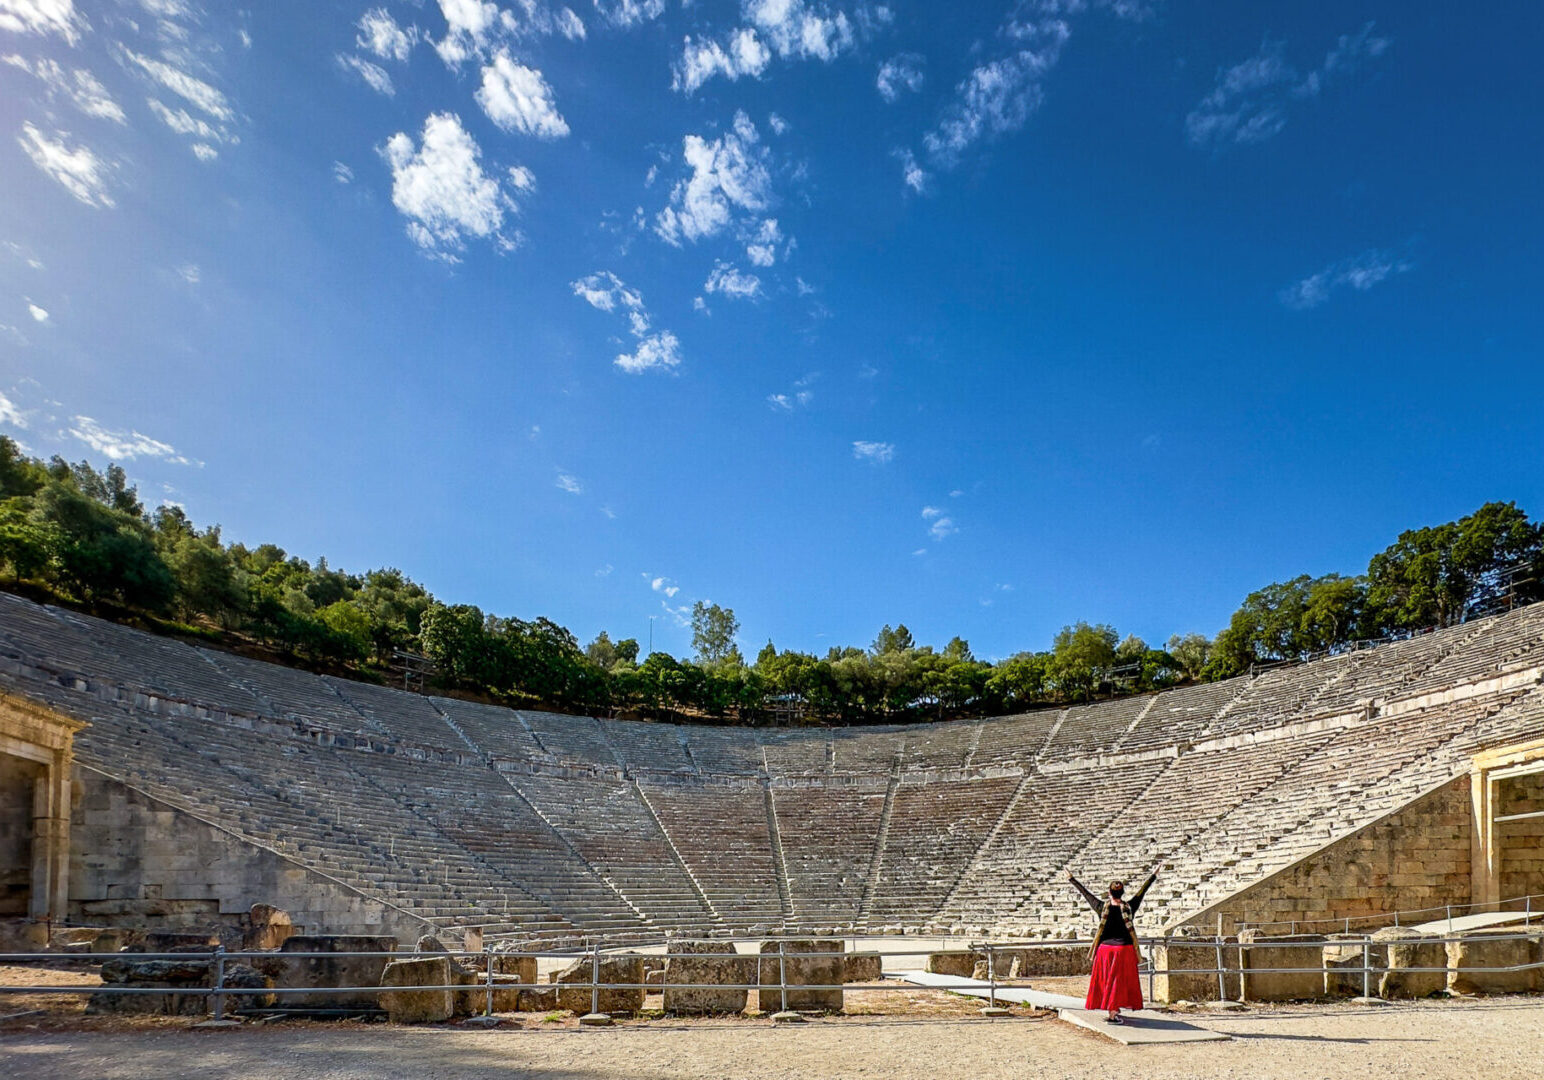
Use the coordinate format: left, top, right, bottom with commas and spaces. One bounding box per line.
0, 694, 83, 926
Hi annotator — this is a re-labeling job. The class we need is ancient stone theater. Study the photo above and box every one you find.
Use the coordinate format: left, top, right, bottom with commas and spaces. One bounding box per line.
1, 590, 1542, 949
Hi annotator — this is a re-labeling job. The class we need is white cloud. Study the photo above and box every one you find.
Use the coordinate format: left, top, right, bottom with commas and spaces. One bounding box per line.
475, 51, 569, 137
147, 98, 222, 140
338, 53, 394, 95
599, 504, 616, 519
655, 111, 772, 246
768, 372, 816, 410
191, 142, 217, 161
767, 393, 792, 410
593, 0, 663, 28
434, 0, 506, 65
928, 515, 957, 540
895, 148, 928, 193
704, 261, 762, 300
68, 415, 198, 464
0, 390, 27, 428
1279, 248, 1412, 310
661, 599, 691, 627
852, 440, 894, 464
358, 7, 416, 61
674, 0, 862, 93
10, 58, 127, 122
921, 505, 941, 519
923, 18, 1069, 165
27, 302, 48, 322
595, 563, 613, 577
119, 47, 233, 124
0, 0, 83, 43
674, 29, 771, 93
333, 160, 354, 184
877, 52, 923, 101
767, 112, 788, 135
1186, 25, 1390, 149
745, 217, 782, 266
555, 470, 583, 494
175, 263, 199, 284
571, 270, 682, 374
649, 574, 680, 598
616, 331, 681, 374
382, 112, 525, 259
17, 122, 115, 208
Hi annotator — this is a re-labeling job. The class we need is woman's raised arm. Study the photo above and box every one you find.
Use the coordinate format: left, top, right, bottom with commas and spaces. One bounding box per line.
1065, 870, 1103, 912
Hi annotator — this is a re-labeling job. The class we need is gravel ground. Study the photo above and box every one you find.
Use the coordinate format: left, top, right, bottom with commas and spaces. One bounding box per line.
1, 995, 1540, 1080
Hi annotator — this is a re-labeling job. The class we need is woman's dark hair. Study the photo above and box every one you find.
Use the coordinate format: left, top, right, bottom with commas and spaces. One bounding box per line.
1108, 880, 1125, 897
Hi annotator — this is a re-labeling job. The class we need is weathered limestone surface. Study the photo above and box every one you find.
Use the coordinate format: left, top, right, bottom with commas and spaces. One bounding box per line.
758, 940, 843, 1013
1151, 940, 1240, 1004
843, 952, 883, 982
925, 951, 978, 977
88, 956, 211, 1015
245, 904, 294, 951
1323, 933, 1384, 997
70, 772, 432, 944
662, 940, 752, 1014
554, 954, 645, 1014
1239, 931, 1327, 1001
1372, 927, 1445, 999
1181, 779, 1475, 936
1446, 929, 1539, 995
491, 948, 537, 985
380, 956, 454, 1023
259, 934, 397, 1008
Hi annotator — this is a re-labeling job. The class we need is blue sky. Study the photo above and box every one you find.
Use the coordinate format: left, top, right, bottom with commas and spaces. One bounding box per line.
1, 0, 1540, 660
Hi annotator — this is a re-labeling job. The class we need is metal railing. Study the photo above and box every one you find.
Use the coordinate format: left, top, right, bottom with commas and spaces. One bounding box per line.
3, 928, 1542, 1021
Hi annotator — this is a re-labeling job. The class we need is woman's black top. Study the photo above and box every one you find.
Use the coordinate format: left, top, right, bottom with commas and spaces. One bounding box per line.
1069, 871, 1157, 950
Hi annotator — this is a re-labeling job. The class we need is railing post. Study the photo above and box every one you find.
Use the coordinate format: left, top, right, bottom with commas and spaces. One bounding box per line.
779, 939, 789, 1015
1361, 939, 1371, 1000
591, 942, 601, 1017
484, 943, 494, 1018
211, 946, 226, 1022
987, 945, 997, 1009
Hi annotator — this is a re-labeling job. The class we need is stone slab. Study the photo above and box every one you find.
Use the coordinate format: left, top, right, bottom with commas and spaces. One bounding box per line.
555, 954, 645, 1015
379, 957, 454, 1024
1058, 1007, 1231, 1045
663, 940, 752, 1015
758, 940, 843, 1013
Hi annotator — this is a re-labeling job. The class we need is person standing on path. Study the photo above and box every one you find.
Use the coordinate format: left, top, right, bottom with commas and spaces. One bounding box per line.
1066, 867, 1158, 1024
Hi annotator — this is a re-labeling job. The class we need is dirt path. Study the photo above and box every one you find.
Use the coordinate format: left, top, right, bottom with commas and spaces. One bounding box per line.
1, 996, 1540, 1080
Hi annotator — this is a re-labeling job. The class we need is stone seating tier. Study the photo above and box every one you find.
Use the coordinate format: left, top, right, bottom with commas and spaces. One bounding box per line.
3, 591, 1544, 942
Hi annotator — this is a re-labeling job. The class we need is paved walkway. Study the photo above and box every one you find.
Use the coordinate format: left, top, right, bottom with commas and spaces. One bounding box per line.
894, 971, 1228, 1045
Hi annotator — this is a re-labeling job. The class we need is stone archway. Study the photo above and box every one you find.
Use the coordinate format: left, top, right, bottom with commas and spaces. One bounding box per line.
0, 692, 85, 924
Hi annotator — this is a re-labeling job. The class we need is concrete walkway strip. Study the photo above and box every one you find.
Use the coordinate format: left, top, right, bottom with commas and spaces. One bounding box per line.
891, 970, 1229, 1045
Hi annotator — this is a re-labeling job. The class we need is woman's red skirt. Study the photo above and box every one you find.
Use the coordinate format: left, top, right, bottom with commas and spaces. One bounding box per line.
1085, 943, 1143, 1012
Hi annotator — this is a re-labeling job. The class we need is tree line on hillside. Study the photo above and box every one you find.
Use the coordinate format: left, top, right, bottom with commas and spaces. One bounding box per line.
0, 436, 1539, 725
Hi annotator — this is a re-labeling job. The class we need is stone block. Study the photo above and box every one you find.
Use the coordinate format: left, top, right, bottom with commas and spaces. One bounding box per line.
1239, 932, 1326, 1001
136, 931, 219, 953
1323, 934, 1384, 997
1004, 945, 1091, 977
554, 954, 645, 1014
1151, 940, 1240, 1004
843, 952, 883, 982
244, 904, 295, 951
89, 957, 212, 1016
259, 934, 398, 1009
662, 940, 753, 1015
517, 985, 559, 1011
924, 951, 980, 977
1446, 929, 1535, 995
1372, 927, 1445, 999
223, 963, 276, 1010
758, 940, 843, 1013
491, 950, 538, 985
380, 956, 454, 1024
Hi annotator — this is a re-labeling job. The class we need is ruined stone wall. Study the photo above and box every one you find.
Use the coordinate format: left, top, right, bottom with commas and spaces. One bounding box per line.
1178, 777, 1473, 934
1497, 771, 1544, 903
0, 754, 41, 916
68, 768, 433, 943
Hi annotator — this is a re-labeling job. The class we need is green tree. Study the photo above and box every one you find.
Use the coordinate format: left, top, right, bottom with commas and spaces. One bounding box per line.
691, 601, 742, 666
1365, 502, 1542, 631
1165, 633, 1211, 680
1050, 621, 1117, 700
871, 623, 915, 655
